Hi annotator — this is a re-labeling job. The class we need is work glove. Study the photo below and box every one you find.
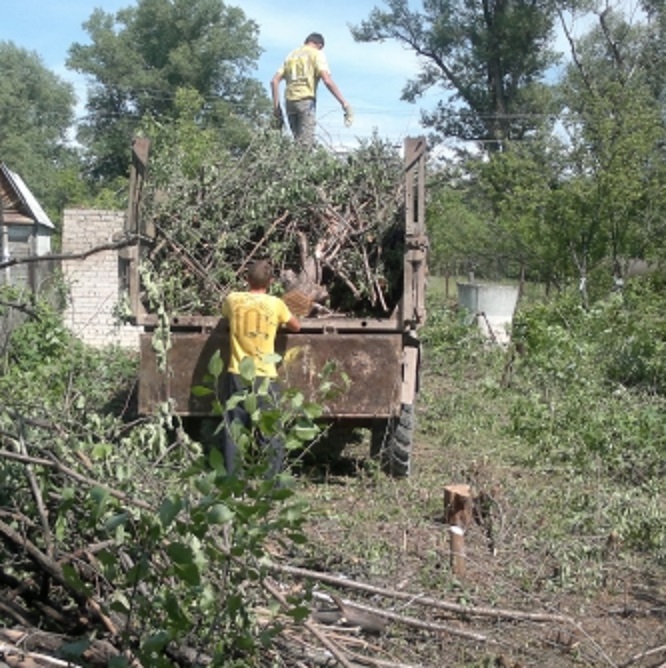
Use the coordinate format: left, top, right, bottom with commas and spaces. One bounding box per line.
343, 104, 353, 128
272, 105, 284, 130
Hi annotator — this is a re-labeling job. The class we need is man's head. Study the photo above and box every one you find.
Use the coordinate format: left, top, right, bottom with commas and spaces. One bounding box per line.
247, 260, 273, 290
304, 33, 325, 48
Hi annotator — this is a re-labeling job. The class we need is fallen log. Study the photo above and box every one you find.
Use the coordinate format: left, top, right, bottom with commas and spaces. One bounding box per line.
270, 561, 575, 626
0, 629, 119, 668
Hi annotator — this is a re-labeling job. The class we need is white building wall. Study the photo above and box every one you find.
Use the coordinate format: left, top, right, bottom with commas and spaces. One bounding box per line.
62, 209, 141, 349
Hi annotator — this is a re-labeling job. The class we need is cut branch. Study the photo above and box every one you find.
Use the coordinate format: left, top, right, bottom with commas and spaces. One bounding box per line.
270, 561, 575, 626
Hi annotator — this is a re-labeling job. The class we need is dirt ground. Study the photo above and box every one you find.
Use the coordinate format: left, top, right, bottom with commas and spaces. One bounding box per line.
287, 430, 666, 668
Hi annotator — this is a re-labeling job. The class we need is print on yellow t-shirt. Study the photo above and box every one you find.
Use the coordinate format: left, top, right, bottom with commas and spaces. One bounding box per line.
222, 292, 292, 377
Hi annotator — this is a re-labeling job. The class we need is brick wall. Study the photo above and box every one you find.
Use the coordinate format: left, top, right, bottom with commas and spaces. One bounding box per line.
62, 209, 141, 349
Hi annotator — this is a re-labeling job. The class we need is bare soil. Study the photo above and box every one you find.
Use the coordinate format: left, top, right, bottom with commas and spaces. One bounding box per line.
285, 380, 666, 667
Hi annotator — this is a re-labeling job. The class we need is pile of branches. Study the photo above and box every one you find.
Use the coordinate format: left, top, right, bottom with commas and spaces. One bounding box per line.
139, 134, 407, 316
0, 418, 583, 668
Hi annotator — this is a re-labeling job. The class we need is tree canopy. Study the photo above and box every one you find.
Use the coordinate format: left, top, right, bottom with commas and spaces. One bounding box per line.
351, 0, 561, 152
0, 41, 79, 220
67, 0, 268, 181
422, 2, 666, 301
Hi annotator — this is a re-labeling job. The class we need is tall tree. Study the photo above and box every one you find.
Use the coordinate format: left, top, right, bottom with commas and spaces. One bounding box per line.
67, 0, 268, 181
0, 42, 79, 221
639, 0, 666, 109
351, 0, 560, 152
556, 6, 666, 298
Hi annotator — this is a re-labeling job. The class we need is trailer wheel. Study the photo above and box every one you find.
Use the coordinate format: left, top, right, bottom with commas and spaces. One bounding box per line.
371, 403, 414, 478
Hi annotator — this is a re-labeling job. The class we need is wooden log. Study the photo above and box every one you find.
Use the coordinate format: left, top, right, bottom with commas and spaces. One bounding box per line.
449, 525, 466, 578
444, 483, 473, 528
444, 484, 473, 578
282, 289, 314, 317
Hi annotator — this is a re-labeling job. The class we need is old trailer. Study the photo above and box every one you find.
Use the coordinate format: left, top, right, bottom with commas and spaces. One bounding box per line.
124, 136, 428, 477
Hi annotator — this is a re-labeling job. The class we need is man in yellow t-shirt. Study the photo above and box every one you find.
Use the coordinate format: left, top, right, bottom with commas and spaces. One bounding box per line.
220, 260, 300, 475
271, 32, 353, 145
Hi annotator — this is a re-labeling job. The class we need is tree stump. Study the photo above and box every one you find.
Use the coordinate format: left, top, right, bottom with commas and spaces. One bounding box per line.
444, 483, 473, 527
448, 525, 466, 577
444, 484, 473, 577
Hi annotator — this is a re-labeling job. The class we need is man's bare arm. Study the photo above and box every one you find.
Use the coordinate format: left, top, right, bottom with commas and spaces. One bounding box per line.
320, 71, 349, 109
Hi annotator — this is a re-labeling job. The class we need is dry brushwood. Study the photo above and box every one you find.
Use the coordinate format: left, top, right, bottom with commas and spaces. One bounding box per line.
139, 135, 407, 316
0, 418, 621, 668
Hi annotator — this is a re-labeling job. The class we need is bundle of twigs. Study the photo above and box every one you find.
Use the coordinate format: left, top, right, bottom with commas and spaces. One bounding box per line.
139, 135, 406, 316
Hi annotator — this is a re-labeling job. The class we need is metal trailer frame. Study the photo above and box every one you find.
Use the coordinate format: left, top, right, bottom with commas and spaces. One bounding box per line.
124, 137, 428, 430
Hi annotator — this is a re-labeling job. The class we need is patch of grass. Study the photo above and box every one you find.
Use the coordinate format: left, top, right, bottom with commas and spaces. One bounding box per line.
290, 278, 665, 665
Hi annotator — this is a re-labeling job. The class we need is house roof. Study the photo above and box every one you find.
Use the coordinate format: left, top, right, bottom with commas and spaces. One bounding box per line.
0, 163, 55, 230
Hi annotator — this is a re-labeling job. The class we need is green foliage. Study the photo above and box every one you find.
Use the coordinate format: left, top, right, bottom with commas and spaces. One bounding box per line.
80, 356, 321, 663
87, 442, 310, 665
509, 281, 666, 494
422, 6, 666, 295
0, 40, 80, 221
421, 278, 665, 565
598, 279, 666, 393
426, 179, 491, 277
1, 292, 323, 664
195, 349, 324, 474
138, 131, 406, 315
66, 0, 268, 182
0, 291, 137, 413
351, 0, 559, 151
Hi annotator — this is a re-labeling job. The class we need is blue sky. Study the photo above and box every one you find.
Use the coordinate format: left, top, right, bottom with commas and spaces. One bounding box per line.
1, 0, 437, 151
0, 0, 642, 151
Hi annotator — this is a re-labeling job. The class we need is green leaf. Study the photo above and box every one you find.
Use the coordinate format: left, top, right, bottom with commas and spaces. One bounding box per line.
289, 392, 304, 408
159, 497, 182, 528
208, 349, 224, 378
191, 385, 213, 397
105, 513, 129, 533
55, 514, 67, 541
59, 637, 91, 660
143, 630, 170, 654
91, 442, 112, 459
166, 542, 201, 585
165, 591, 190, 625
90, 486, 110, 520
244, 393, 257, 415
110, 598, 131, 615
166, 542, 193, 565
262, 352, 281, 366
61, 563, 91, 596
293, 424, 320, 442
207, 503, 234, 524
288, 604, 311, 623
208, 446, 225, 474
226, 393, 246, 410
259, 410, 281, 434
302, 402, 323, 419
239, 356, 256, 381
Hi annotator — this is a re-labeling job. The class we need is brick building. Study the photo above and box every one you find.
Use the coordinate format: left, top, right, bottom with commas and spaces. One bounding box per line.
61, 209, 141, 349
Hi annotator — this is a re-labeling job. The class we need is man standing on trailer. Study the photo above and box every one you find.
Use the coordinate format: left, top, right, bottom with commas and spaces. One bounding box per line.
271, 32, 353, 145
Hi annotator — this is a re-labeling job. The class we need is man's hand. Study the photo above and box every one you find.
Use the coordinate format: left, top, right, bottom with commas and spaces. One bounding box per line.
272, 106, 284, 130
343, 104, 353, 127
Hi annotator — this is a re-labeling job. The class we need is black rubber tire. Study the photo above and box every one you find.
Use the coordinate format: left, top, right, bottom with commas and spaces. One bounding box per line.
371, 403, 414, 478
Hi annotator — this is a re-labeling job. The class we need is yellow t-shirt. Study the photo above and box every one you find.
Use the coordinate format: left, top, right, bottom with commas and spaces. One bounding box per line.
277, 44, 330, 101
222, 292, 293, 377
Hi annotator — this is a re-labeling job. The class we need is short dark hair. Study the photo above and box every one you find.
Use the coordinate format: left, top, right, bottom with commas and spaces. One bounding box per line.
247, 260, 273, 289
305, 32, 325, 47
